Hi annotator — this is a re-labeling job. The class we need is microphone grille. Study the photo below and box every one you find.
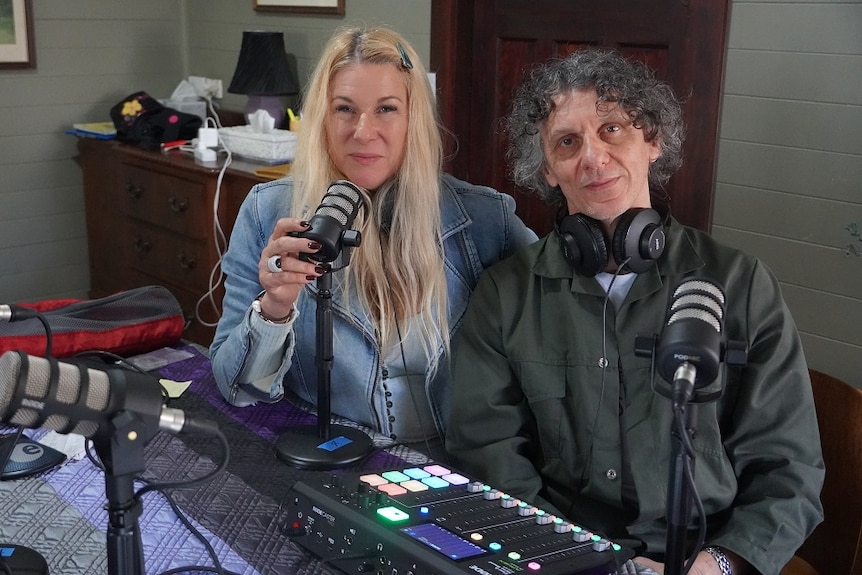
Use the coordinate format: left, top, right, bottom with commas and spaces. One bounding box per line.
0, 352, 109, 437
0, 351, 23, 416
668, 278, 726, 334
673, 279, 725, 306
317, 180, 364, 226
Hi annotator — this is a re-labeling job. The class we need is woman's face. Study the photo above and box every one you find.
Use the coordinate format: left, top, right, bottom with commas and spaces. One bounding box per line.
325, 62, 409, 191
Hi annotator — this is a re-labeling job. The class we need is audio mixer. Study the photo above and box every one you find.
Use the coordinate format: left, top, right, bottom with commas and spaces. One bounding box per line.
284, 464, 634, 574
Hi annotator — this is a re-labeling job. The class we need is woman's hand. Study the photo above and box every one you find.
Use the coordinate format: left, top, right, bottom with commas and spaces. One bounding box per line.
257, 218, 324, 319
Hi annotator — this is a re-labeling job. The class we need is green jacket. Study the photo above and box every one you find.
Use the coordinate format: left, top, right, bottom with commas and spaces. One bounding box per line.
447, 218, 824, 575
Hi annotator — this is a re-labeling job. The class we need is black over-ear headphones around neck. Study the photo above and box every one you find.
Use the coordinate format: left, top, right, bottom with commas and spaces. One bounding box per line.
557, 207, 666, 277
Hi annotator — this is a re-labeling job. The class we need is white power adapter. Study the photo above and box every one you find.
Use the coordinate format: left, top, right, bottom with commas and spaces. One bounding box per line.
198, 127, 219, 149
194, 127, 219, 162
194, 147, 217, 162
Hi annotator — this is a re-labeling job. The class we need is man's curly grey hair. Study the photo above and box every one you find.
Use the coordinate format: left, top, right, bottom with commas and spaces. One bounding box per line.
504, 49, 685, 206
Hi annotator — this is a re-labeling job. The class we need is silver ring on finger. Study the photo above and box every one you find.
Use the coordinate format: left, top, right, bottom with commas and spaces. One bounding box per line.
267, 255, 282, 273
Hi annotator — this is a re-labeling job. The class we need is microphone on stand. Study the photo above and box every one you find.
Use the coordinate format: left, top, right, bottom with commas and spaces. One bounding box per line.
275, 180, 374, 471
0, 350, 220, 575
292, 180, 366, 263
635, 278, 747, 575
0, 350, 216, 439
656, 278, 726, 401
636, 277, 747, 402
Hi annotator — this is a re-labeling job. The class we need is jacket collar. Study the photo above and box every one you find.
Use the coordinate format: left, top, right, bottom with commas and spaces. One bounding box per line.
439, 174, 472, 241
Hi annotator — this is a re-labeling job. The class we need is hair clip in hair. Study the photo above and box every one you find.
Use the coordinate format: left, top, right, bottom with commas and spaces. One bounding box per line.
397, 42, 413, 70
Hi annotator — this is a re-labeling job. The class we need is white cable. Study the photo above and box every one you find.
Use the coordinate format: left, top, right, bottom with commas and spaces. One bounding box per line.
195, 138, 232, 329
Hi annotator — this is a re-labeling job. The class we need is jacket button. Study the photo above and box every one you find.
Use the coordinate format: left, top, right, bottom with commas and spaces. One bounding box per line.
605, 469, 618, 481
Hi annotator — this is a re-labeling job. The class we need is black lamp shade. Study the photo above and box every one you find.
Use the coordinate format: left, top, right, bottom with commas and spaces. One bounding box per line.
228, 31, 298, 96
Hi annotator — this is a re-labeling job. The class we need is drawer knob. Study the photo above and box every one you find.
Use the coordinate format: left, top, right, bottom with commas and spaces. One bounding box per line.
168, 196, 189, 213
177, 253, 197, 270
133, 237, 152, 253
126, 184, 143, 199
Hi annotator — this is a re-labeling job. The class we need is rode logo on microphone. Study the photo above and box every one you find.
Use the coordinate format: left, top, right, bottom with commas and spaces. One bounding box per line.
21, 398, 46, 410
673, 353, 702, 362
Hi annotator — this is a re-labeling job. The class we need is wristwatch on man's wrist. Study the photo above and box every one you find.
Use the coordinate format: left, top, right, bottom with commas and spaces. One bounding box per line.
252, 291, 294, 324
704, 546, 732, 575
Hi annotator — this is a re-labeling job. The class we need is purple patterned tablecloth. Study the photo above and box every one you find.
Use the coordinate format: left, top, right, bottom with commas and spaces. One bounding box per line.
1, 342, 422, 575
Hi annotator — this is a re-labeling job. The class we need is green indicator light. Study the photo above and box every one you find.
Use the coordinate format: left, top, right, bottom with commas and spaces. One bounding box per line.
376, 506, 410, 523
591, 534, 601, 542
613, 543, 622, 551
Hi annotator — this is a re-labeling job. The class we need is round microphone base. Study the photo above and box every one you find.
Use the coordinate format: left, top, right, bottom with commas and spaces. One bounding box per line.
275, 424, 374, 470
0, 544, 49, 575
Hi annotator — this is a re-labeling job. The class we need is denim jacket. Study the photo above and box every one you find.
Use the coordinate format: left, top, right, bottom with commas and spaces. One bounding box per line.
210, 173, 536, 438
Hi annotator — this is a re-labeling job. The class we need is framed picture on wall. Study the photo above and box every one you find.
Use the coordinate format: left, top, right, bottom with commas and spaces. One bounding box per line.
254, 0, 345, 16
0, 0, 35, 69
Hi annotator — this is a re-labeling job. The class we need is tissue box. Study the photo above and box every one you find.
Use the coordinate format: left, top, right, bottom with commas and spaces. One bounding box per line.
218, 126, 297, 164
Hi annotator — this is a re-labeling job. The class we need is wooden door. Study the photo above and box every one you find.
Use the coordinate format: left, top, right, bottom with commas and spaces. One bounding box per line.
431, 0, 730, 235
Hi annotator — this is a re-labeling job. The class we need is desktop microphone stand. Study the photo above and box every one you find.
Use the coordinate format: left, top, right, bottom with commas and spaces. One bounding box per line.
275, 262, 373, 470
93, 413, 156, 575
665, 366, 699, 575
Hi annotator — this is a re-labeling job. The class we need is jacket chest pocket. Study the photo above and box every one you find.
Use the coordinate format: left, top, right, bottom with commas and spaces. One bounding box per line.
517, 363, 603, 468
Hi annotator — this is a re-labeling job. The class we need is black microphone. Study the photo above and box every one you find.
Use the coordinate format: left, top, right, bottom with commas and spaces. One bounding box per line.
0, 350, 213, 439
0, 304, 38, 322
656, 278, 726, 393
294, 180, 366, 262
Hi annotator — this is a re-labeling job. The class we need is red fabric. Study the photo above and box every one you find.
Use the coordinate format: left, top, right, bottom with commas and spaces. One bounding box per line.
20, 299, 82, 312
0, 295, 185, 358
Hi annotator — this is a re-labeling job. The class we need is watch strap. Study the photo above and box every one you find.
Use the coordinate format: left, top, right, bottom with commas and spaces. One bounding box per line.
704, 546, 732, 575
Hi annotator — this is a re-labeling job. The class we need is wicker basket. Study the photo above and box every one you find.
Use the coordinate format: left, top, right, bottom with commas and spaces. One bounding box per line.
218, 126, 297, 164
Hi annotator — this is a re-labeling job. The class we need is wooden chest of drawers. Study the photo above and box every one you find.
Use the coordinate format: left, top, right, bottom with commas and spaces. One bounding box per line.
77, 138, 269, 346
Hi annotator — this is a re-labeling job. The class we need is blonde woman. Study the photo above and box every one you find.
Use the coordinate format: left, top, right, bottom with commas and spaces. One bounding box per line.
211, 26, 536, 453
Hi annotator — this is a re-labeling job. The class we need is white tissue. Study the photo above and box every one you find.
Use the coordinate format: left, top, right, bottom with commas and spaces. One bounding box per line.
248, 109, 276, 133
39, 431, 87, 461
169, 79, 201, 102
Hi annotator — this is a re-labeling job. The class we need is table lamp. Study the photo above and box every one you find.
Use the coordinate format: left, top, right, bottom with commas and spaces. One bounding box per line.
228, 31, 298, 128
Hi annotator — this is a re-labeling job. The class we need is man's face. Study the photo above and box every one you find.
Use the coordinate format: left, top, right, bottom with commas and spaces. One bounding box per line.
542, 88, 660, 224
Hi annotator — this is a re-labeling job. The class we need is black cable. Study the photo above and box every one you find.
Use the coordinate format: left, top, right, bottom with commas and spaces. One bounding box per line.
35, 313, 52, 357
72, 350, 171, 401
672, 402, 708, 575
142, 479, 242, 575
585, 258, 630, 480
84, 428, 236, 575
135, 427, 230, 497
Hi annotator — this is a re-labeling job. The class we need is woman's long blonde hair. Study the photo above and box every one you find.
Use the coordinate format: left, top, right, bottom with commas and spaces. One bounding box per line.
291, 26, 448, 365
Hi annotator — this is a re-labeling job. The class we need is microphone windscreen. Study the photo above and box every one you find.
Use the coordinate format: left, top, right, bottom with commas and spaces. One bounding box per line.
0, 351, 110, 437
317, 181, 363, 226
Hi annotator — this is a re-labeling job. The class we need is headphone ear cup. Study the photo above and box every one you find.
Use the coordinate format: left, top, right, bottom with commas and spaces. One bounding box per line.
611, 208, 666, 273
557, 214, 608, 277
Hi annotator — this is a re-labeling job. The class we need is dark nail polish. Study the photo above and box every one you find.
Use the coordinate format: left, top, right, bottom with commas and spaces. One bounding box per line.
305, 274, 317, 281
300, 220, 310, 228
314, 266, 326, 275
308, 241, 322, 250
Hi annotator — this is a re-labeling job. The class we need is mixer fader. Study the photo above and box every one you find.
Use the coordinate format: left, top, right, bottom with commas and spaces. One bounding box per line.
284, 463, 634, 574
